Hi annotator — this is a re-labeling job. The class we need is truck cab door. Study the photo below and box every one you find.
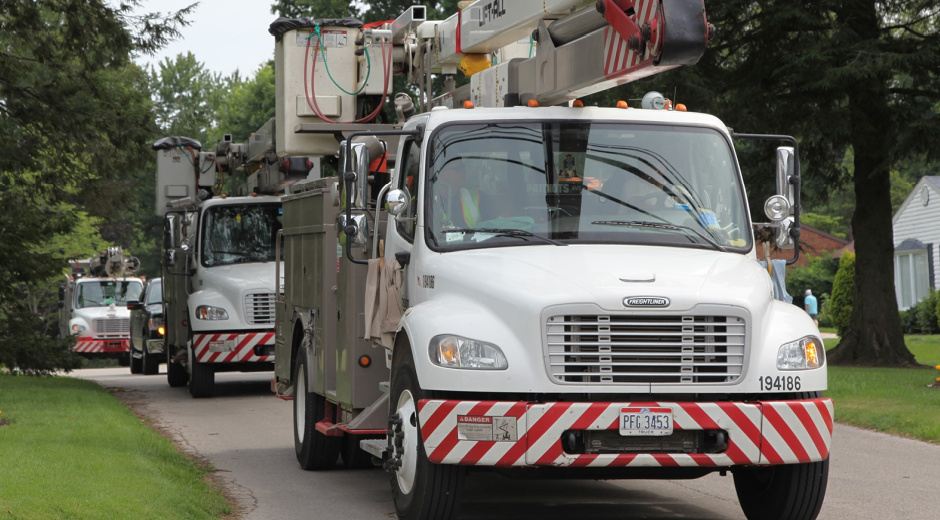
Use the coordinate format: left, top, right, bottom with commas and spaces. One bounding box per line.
384, 137, 421, 307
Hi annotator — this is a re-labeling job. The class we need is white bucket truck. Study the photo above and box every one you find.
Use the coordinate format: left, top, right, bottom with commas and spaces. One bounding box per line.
270, 2, 832, 519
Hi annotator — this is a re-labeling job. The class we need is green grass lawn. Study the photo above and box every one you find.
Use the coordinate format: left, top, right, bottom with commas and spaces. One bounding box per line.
824, 334, 940, 443
0, 375, 230, 519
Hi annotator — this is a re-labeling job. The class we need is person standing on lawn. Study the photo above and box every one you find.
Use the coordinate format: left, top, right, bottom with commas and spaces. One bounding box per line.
804, 289, 819, 326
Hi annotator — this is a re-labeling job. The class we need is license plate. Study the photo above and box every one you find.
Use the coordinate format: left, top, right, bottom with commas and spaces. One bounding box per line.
208, 340, 236, 353
619, 407, 673, 436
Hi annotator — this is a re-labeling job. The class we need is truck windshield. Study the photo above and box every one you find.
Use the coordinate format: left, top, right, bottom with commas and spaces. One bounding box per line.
426, 121, 750, 252
201, 203, 282, 267
76, 280, 143, 309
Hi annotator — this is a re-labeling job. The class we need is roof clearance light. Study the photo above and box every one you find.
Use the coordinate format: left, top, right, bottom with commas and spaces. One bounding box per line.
463, 100, 475, 109
675, 103, 688, 112
572, 100, 584, 107
527, 99, 540, 107
616, 100, 629, 109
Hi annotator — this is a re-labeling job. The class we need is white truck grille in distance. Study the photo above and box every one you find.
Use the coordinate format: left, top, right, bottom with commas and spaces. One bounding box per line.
245, 292, 276, 324
93, 318, 129, 336
546, 314, 746, 384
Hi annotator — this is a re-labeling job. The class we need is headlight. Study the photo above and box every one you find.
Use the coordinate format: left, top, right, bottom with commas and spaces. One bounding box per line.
71, 323, 86, 333
777, 336, 824, 370
429, 335, 508, 370
150, 316, 165, 334
196, 305, 229, 320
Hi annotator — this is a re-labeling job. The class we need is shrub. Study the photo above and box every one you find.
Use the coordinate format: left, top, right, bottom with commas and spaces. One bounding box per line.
900, 309, 918, 334
913, 289, 940, 334
828, 252, 856, 336
817, 293, 832, 327
786, 255, 839, 317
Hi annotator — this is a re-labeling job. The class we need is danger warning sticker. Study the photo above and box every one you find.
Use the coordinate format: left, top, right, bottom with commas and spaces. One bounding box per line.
456, 415, 517, 442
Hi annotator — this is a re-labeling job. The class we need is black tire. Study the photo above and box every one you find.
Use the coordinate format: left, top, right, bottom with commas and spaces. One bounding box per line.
167, 348, 188, 387
142, 339, 159, 376
129, 339, 143, 374
389, 343, 464, 520
733, 458, 829, 520
293, 352, 340, 470
117, 354, 130, 367
188, 345, 214, 398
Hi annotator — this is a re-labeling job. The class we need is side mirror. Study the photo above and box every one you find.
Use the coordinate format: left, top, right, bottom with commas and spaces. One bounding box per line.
765, 146, 798, 250
127, 300, 142, 310
775, 146, 796, 208
58, 301, 64, 309
337, 213, 370, 247
164, 249, 177, 268
386, 189, 411, 216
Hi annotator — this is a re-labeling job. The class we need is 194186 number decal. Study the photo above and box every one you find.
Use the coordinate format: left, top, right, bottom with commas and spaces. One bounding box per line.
759, 375, 801, 392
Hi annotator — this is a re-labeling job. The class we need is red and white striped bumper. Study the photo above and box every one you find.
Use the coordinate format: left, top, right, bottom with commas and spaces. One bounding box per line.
419, 398, 833, 468
73, 338, 129, 354
193, 332, 274, 363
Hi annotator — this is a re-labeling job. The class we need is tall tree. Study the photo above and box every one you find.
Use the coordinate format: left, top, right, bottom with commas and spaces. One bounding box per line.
600, 0, 940, 366
150, 51, 224, 142
0, 0, 190, 371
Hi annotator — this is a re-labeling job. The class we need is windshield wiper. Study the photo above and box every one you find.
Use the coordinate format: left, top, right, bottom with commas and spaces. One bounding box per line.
442, 227, 567, 246
592, 220, 728, 252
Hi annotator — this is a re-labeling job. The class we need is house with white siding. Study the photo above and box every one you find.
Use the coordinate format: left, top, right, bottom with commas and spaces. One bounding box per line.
892, 176, 940, 309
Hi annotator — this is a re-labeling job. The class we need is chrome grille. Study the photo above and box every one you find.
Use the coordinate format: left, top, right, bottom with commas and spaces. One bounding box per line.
93, 318, 129, 336
245, 292, 276, 324
546, 314, 746, 384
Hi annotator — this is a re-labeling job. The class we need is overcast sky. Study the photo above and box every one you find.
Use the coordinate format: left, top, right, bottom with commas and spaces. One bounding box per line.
133, 0, 280, 77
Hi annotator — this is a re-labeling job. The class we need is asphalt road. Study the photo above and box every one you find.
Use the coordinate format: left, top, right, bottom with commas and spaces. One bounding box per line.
72, 367, 940, 520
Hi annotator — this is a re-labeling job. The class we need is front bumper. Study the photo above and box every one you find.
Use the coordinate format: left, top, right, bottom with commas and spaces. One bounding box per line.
418, 398, 833, 468
74, 338, 129, 354
192, 331, 274, 363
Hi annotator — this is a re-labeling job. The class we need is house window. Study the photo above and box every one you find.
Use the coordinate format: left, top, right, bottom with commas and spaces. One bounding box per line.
894, 243, 931, 310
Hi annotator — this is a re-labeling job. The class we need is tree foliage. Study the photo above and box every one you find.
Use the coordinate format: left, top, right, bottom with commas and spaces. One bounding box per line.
0, 0, 189, 371
588, 0, 939, 366
828, 252, 856, 336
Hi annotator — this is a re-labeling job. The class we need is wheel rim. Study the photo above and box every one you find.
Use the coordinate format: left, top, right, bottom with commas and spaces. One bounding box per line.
295, 364, 306, 443
395, 389, 419, 495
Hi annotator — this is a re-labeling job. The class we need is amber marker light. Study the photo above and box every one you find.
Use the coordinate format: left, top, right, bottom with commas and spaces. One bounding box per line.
527, 99, 540, 107
358, 355, 372, 368
463, 100, 475, 109
675, 103, 688, 111
572, 99, 584, 107
805, 340, 820, 368
616, 100, 629, 109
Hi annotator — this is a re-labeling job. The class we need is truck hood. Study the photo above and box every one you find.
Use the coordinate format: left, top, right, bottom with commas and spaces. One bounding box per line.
423, 245, 771, 314
190, 262, 280, 329
72, 304, 130, 321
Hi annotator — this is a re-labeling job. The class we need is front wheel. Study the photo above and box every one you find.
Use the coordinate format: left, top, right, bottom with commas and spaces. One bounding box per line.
188, 344, 214, 398
388, 344, 464, 520
293, 352, 339, 470
142, 340, 159, 376
733, 458, 829, 520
